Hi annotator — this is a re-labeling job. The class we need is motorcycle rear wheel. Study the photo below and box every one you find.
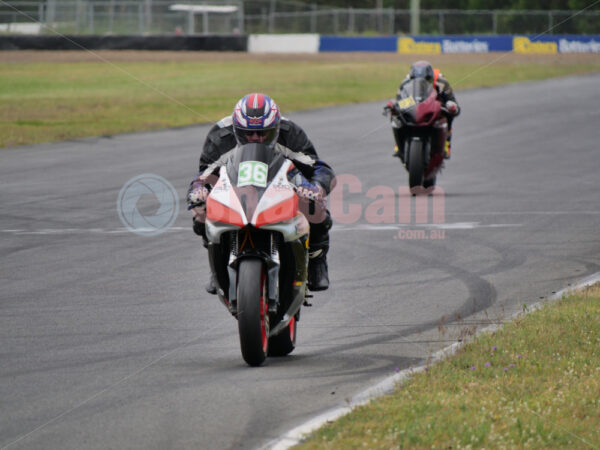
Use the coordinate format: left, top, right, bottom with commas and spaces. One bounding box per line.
237, 258, 269, 367
408, 140, 424, 190
268, 316, 297, 357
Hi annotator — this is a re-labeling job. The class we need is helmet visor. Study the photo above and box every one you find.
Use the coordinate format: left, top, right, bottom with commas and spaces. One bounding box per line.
410, 64, 433, 82
235, 127, 278, 146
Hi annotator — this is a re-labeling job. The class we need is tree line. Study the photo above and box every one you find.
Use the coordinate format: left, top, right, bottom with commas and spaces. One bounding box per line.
303, 0, 600, 10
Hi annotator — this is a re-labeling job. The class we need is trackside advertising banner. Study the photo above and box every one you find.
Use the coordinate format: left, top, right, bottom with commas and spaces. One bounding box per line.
319, 36, 397, 52
319, 35, 600, 53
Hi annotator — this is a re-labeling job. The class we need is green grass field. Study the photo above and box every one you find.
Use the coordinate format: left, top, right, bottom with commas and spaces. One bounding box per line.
297, 285, 600, 449
1, 52, 599, 148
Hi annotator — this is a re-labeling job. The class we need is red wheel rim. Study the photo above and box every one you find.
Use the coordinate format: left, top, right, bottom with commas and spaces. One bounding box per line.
289, 317, 296, 342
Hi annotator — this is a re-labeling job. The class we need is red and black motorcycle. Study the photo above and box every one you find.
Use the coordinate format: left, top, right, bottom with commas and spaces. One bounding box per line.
385, 78, 450, 193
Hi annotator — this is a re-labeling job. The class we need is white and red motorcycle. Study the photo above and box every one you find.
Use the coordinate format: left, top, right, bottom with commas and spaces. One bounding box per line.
195, 143, 311, 366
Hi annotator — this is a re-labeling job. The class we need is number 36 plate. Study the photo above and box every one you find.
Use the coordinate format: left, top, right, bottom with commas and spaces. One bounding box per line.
238, 161, 268, 187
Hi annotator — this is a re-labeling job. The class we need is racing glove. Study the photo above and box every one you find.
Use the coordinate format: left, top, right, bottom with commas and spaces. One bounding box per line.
445, 100, 459, 116
187, 185, 209, 225
297, 181, 327, 211
384, 100, 398, 116
187, 186, 209, 207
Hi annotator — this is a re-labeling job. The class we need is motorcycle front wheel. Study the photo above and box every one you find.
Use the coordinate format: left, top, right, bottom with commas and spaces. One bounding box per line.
423, 176, 436, 189
407, 139, 424, 190
237, 258, 269, 367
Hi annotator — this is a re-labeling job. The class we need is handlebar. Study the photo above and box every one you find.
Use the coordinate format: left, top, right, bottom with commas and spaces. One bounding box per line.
382, 103, 400, 119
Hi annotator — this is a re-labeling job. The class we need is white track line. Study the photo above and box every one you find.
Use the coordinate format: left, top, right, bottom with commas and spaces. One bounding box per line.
331, 222, 522, 231
263, 271, 600, 450
0, 227, 190, 235
1, 223, 521, 236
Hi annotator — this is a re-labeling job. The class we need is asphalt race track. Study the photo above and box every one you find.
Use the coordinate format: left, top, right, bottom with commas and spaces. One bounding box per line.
1, 74, 599, 449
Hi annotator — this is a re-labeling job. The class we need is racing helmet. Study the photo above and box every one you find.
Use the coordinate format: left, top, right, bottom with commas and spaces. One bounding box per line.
409, 60, 434, 83
232, 93, 281, 148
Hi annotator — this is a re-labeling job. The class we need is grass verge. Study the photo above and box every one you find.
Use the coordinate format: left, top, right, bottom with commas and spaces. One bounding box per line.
1, 52, 599, 148
296, 284, 600, 449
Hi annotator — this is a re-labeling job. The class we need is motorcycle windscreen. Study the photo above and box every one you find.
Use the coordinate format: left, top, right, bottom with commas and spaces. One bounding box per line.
225, 143, 286, 223
400, 78, 434, 103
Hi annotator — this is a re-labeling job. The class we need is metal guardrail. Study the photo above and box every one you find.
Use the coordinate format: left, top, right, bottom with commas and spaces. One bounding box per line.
1, 1, 599, 36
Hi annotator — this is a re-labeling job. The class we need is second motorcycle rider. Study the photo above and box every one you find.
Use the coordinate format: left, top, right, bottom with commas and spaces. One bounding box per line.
388, 60, 460, 160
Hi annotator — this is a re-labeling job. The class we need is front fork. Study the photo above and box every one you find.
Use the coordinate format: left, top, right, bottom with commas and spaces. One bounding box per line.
210, 232, 309, 319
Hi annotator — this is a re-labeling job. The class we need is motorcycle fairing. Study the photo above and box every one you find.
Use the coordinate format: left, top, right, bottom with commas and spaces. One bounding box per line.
205, 167, 247, 243
253, 160, 309, 242
395, 89, 442, 128
400, 77, 434, 103
415, 90, 442, 126
206, 147, 308, 244
251, 159, 298, 228
226, 143, 286, 188
205, 144, 309, 330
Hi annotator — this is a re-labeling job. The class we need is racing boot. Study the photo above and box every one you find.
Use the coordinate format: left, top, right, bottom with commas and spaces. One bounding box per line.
307, 211, 332, 292
205, 272, 217, 295
392, 129, 405, 162
307, 248, 329, 291
198, 232, 217, 295
444, 130, 452, 160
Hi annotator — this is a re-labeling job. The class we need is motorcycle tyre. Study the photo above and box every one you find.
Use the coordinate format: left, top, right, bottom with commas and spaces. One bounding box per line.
237, 258, 269, 367
423, 176, 436, 189
268, 316, 297, 357
407, 140, 424, 190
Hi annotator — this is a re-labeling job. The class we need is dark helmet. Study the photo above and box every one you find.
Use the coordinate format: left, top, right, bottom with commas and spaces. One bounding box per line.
232, 93, 281, 148
409, 60, 434, 82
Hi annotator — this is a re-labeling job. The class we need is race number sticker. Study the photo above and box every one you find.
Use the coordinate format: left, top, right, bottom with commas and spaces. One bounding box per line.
398, 96, 416, 110
238, 161, 268, 187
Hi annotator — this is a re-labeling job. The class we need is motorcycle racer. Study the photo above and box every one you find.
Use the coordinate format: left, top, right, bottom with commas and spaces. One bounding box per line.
386, 60, 460, 160
188, 93, 335, 294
